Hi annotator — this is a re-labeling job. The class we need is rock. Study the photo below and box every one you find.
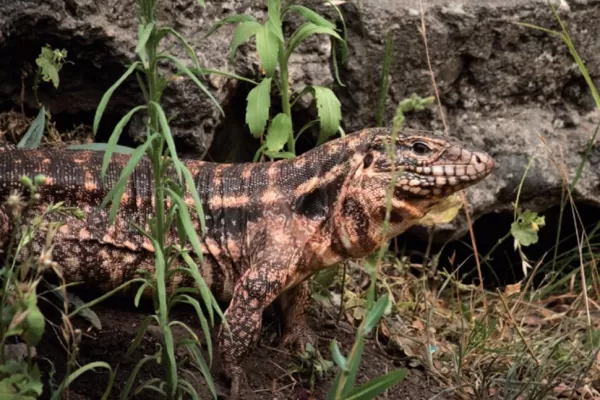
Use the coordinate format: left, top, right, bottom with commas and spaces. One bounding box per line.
333, 0, 600, 238
1, 0, 600, 238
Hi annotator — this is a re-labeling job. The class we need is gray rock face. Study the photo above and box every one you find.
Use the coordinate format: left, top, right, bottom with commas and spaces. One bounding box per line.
0, 0, 599, 238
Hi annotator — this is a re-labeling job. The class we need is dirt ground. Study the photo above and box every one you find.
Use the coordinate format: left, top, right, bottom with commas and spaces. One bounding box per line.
36, 297, 445, 400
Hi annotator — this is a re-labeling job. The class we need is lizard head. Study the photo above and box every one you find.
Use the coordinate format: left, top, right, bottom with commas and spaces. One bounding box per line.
332, 128, 495, 258
364, 128, 495, 202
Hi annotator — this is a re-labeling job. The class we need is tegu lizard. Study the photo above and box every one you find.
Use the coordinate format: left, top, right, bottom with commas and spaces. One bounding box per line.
0, 127, 495, 398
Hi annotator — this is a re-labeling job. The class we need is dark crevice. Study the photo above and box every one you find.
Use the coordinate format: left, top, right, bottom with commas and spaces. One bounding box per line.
205, 81, 321, 163
0, 19, 141, 147
397, 202, 600, 290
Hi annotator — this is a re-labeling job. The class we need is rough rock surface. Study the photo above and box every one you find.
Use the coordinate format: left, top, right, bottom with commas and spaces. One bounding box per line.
1, 0, 599, 239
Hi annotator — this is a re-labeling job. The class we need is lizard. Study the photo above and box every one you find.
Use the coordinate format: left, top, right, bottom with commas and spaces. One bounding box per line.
0, 127, 495, 398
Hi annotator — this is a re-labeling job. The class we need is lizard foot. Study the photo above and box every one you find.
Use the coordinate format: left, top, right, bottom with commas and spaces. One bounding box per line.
224, 364, 248, 400
280, 324, 317, 353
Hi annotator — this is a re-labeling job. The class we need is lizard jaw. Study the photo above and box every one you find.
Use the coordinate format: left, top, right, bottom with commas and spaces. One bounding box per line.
393, 150, 495, 198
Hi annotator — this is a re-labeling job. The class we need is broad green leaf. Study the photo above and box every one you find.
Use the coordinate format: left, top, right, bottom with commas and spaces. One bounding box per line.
264, 150, 296, 159
35, 45, 67, 88
265, 113, 292, 152
267, 0, 284, 42
17, 106, 45, 149
285, 22, 343, 61
67, 143, 136, 154
313, 86, 341, 144
203, 15, 257, 39
344, 368, 407, 400
245, 77, 272, 137
288, 5, 336, 29
23, 303, 45, 346
94, 62, 141, 135
230, 21, 262, 59
511, 209, 546, 247
256, 24, 279, 76
99, 105, 147, 179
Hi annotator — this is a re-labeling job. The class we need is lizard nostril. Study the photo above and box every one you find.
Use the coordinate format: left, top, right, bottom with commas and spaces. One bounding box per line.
475, 154, 482, 163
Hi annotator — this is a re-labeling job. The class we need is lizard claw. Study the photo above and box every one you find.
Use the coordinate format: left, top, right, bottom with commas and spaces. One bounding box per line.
281, 324, 317, 353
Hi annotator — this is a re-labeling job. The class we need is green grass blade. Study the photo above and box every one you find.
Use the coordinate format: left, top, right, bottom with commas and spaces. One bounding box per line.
165, 188, 202, 257
52, 362, 113, 400
246, 77, 272, 137
67, 278, 147, 319
343, 368, 407, 400
126, 315, 156, 356
149, 101, 182, 181
203, 14, 257, 39
184, 342, 217, 398
161, 27, 203, 73
136, 22, 155, 62
288, 5, 336, 29
67, 143, 136, 154
120, 354, 158, 400
180, 252, 225, 327
101, 105, 147, 179
100, 132, 156, 223
151, 239, 178, 396
178, 161, 207, 236
18, 106, 45, 149
178, 295, 213, 363
93, 62, 141, 135
375, 33, 393, 126
160, 54, 224, 116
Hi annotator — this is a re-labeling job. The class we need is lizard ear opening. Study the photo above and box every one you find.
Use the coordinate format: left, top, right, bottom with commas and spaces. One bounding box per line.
363, 153, 374, 168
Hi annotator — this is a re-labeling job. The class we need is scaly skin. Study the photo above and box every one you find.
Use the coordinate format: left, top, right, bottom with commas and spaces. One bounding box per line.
0, 127, 495, 398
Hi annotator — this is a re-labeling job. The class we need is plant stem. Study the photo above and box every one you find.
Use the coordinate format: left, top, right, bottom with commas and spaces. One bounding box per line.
279, 44, 294, 154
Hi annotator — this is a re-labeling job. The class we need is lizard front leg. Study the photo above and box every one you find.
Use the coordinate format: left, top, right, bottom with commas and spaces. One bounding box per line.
218, 266, 288, 399
279, 280, 317, 352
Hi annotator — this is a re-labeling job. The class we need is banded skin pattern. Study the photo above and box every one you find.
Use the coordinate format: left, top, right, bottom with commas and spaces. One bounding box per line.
0, 127, 495, 398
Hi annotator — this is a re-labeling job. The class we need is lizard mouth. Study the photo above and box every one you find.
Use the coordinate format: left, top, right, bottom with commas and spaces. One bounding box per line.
392, 150, 495, 197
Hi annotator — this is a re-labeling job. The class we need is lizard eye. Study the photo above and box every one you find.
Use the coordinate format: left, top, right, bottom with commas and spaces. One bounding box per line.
412, 141, 431, 155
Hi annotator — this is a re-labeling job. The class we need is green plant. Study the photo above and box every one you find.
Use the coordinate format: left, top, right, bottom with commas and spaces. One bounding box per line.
209, 0, 347, 160
33, 45, 69, 107
17, 45, 70, 150
289, 343, 334, 390
91, 0, 225, 398
327, 294, 407, 399
0, 174, 115, 400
